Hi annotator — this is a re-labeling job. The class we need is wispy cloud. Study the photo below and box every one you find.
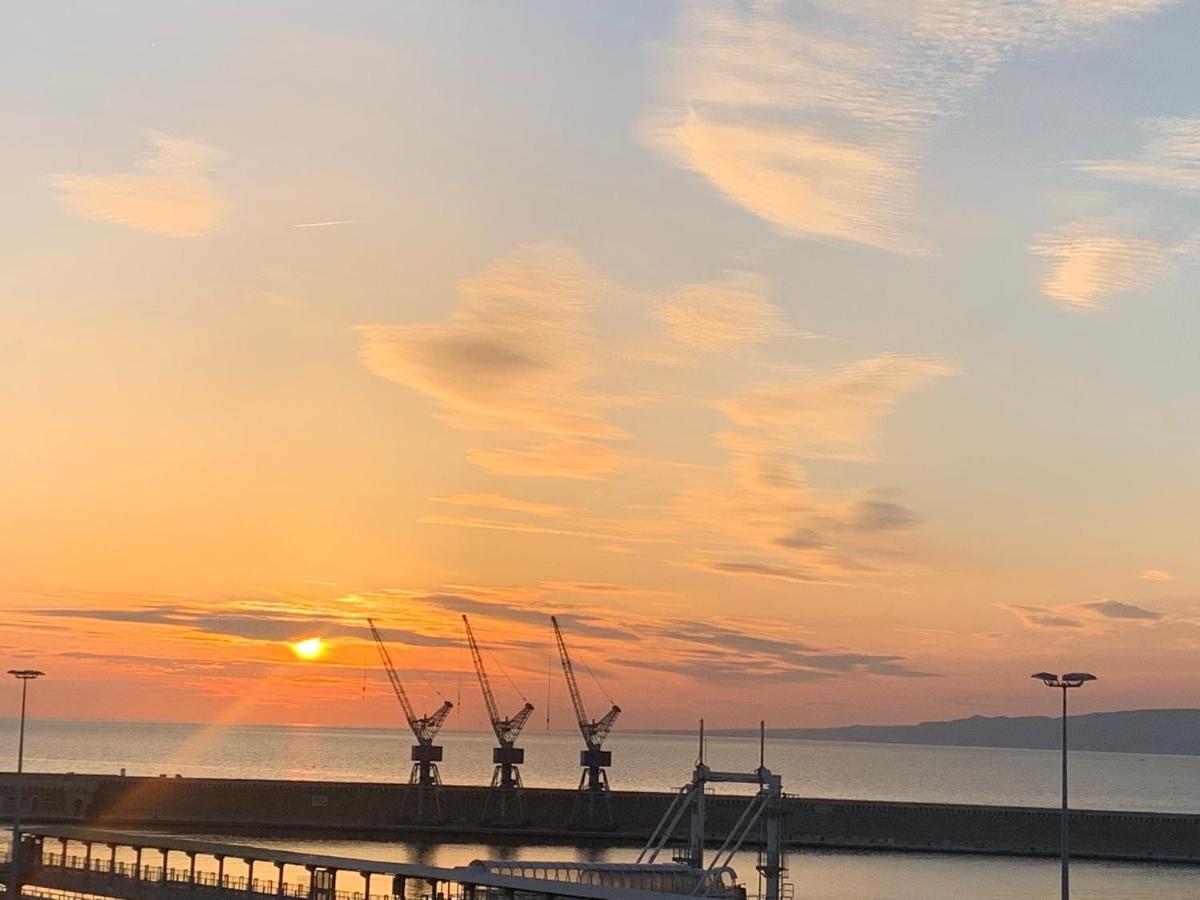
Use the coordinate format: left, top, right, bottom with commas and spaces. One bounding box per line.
714, 355, 958, 466
1034, 116, 1200, 307
654, 273, 781, 351
1141, 568, 1175, 582
357, 244, 630, 479
1078, 117, 1200, 192
1030, 223, 1176, 309
653, 356, 955, 586
291, 219, 361, 228
465, 439, 623, 480
360, 245, 955, 588
431, 493, 575, 518
1077, 599, 1163, 621
1000, 598, 1163, 630
52, 133, 226, 237
643, 0, 1171, 253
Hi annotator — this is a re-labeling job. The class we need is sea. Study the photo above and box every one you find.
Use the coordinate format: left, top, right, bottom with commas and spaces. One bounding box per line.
3, 719, 1200, 899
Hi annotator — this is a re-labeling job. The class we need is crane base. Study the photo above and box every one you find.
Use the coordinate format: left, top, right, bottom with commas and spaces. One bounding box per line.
570, 766, 615, 830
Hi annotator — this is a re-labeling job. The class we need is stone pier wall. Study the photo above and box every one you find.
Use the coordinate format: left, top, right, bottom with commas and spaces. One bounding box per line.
2, 773, 1199, 863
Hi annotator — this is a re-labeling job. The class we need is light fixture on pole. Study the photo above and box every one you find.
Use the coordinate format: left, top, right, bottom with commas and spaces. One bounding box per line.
7, 669, 45, 900
1032, 670, 1096, 900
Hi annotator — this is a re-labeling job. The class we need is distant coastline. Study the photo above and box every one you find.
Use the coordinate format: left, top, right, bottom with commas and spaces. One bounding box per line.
698, 709, 1200, 756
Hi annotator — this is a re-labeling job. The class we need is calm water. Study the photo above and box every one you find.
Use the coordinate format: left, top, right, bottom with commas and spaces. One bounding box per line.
4, 718, 1200, 897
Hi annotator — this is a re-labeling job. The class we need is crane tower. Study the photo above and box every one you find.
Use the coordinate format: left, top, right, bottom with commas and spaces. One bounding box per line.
366, 618, 453, 819
462, 614, 534, 825
551, 614, 621, 829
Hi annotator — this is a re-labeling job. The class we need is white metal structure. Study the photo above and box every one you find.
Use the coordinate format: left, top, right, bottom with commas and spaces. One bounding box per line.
638, 722, 786, 900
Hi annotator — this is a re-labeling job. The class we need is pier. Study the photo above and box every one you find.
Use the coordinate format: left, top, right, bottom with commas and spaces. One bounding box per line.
4, 772, 1200, 864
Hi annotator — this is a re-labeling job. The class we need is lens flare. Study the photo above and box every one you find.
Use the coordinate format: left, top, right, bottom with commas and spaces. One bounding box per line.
290, 637, 327, 661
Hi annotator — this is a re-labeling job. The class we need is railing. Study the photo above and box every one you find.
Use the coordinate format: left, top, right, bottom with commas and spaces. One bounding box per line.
32, 855, 450, 900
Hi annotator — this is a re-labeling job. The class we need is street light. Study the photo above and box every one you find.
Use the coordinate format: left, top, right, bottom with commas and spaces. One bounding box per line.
1032, 670, 1096, 900
7, 669, 44, 900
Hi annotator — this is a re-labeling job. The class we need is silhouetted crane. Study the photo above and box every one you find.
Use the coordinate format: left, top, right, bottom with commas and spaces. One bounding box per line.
462, 614, 533, 823
552, 614, 620, 828
366, 618, 452, 788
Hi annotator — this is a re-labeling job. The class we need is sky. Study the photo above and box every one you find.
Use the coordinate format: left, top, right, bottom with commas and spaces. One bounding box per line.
4, 0, 1200, 732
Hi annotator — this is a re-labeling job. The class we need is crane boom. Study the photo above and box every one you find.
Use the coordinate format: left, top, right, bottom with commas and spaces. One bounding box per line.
462, 614, 533, 745
552, 615, 590, 741
462, 614, 500, 728
367, 617, 452, 744
551, 615, 620, 749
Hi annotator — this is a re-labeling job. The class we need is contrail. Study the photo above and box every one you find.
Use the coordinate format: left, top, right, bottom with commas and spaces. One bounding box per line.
291, 219, 361, 228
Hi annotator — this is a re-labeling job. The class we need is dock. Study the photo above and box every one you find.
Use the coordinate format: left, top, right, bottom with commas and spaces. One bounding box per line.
3, 772, 1200, 864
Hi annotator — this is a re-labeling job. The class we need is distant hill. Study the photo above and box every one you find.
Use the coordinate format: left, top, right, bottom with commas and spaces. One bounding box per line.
710, 709, 1200, 756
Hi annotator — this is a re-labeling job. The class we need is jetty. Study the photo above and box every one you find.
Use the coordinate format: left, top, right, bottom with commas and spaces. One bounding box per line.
3, 772, 1200, 865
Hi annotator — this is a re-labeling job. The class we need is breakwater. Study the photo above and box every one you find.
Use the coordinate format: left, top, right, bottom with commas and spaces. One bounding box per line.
3, 772, 1199, 864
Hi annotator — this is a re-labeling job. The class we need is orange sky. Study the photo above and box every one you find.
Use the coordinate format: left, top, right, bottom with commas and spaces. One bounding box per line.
5, 1, 1200, 730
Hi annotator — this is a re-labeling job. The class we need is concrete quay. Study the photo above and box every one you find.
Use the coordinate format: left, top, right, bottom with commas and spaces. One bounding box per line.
3, 772, 1200, 864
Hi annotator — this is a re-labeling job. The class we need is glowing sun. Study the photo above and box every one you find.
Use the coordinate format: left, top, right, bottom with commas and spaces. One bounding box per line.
290, 637, 328, 661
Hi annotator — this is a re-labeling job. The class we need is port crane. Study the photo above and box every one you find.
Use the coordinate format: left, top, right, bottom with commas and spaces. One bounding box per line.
462, 614, 534, 824
366, 618, 453, 792
551, 615, 620, 828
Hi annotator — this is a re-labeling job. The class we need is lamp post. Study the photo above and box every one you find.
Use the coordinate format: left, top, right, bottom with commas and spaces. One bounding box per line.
7, 669, 44, 900
1032, 671, 1096, 900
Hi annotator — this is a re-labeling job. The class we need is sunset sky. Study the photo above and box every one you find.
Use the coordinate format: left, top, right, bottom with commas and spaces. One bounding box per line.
5, 1, 1200, 732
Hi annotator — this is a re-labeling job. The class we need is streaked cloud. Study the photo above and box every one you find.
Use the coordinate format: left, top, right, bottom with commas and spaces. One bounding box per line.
1031, 224, 1175, 309
1077, 599, 1163, 621
655, 273, 780, 351
411, 590, 932, 682
291, 219, 361, 228
715, 355, 958, 466
643, 0, 1171, 253
52, 133, 226, 237
663, 357, 953, 586
850, 493, 922, 532
357, 244, 629, 479
1034, 116, 1200, 307
247, 289, 309, 310
1078, 116, 1200, 192
1000, 598, 1163, 630
693, 559, 838, 585
1141, 568, 1176, 582
466, 438, 622, 479
431, 493, 575, 518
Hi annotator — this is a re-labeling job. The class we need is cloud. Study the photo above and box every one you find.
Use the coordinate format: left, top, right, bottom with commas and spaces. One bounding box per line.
1031, 223, 1176, 309
28, 602, 459, 647
466, 439, 622, 479
655, 273, 781, 351
248, 290, 309, 310
655, 357, 953, 586
643, 0, 1171, 253
694, 559, 843, 584
411, 590, 933, 682
715, 355, 957, 466
1000, 603, 1084, 629
1000, 598, 1163, 629
1076, 599, 1163, 621
1141, 568, 1175, 582
52, 133, 226, 237
850, 494, 922, 532
358, 244, 633, 479
1078, 117, 1200, 193
1034, 116, 1200, 307
539, 581, 673, 596
430, 493, 574, 518
361, 247, 954, 587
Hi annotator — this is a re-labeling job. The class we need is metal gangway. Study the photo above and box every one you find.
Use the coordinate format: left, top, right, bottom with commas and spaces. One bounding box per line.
2, 827, 709, 900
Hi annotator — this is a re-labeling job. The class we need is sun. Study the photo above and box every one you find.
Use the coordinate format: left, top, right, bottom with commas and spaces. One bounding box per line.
290, 637, 328, 661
